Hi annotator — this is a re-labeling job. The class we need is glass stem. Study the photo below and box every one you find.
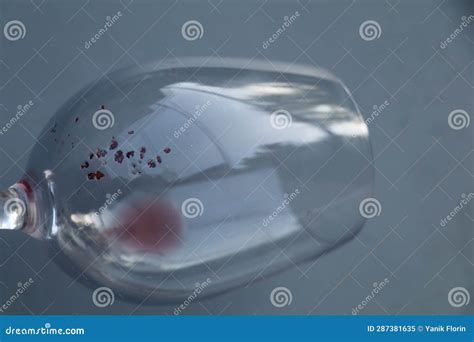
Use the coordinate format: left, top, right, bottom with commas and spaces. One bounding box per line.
0, 179, 55, 240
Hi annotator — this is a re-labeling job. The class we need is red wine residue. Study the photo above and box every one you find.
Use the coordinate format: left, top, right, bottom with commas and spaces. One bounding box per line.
111, 200, 182, 252
18, 180, 34, 200
109, 137, 118, 150
83, 133, 173, 180
87, 171, 105, 180
114, 150, 124, 164
139, 147, 146, 160
96, 148, 107, 158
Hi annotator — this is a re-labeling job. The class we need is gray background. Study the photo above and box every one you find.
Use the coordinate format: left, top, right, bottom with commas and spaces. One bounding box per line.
0, 0, 472, 315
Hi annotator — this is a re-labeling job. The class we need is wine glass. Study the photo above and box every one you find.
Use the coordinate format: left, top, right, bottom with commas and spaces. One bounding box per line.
0, 58, 373, 302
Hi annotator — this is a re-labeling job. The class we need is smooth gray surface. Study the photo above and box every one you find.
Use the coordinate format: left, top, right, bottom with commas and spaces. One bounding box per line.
0, 0, 472, 315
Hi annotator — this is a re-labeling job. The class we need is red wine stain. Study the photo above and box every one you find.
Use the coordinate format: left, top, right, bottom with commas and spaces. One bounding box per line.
80, 161, 90, 169
87, 171, 105, 180
18, 180, 34, 200
156, 155, 162, 164
114, 150, 124, 164
109, 137, 118, 150
139, 147, 146, 160
96, 148, 107, 158
126, 151, 134, 159
163, 147, 171, 154
112, 200, 182, 252
128, 130, 134, 135
147, 160, 156, 168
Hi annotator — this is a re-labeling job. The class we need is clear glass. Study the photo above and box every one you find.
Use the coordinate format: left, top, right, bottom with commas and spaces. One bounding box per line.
0, 58, 373, 302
